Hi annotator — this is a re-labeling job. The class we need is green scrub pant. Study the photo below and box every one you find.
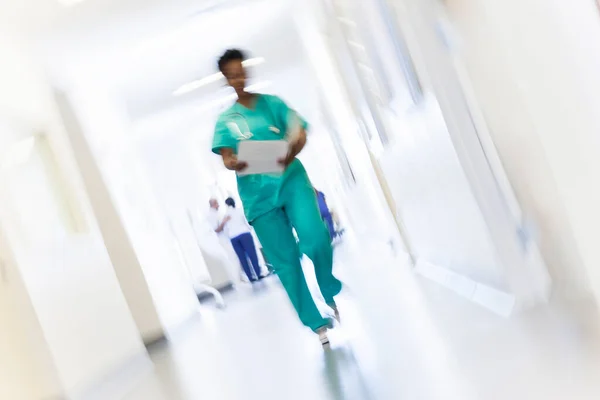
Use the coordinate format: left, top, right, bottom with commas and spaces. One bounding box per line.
251, 171, 342, 332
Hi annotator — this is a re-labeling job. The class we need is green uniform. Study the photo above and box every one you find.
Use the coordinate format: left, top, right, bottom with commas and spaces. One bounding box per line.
212, 94, 342, 331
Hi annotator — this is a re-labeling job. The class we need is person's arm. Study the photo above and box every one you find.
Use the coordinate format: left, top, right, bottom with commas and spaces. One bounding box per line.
213, 116, 247, 172
215, 215, 231, 233
270, 96, 309, 168
279, 129, 307, 168
220, 148, 248, 172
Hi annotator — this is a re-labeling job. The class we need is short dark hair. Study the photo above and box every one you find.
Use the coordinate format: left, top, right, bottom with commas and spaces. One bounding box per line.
218, 49, 245, 73
225, 197, 236, 208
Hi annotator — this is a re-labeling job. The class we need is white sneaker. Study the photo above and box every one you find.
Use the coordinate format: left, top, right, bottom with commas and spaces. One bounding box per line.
317, 327, 330, 348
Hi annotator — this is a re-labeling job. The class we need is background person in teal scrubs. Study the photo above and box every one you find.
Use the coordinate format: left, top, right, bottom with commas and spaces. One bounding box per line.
212, 49, 342, 346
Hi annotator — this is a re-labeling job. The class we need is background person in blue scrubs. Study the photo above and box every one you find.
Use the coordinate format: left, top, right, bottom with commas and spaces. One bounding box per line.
315, 188, 335, 241
222, 197, 263, 283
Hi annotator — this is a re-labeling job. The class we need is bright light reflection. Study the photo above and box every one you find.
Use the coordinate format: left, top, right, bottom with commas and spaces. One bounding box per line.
195, 81, 273, 113
57, 0, 86, 6
173, 57, 266, 96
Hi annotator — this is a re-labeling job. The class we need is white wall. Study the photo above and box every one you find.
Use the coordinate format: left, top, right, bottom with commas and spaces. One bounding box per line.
0, 225, 62, 400
306, 0, 552, 307
135, 113, 216, 287
54, 89, 165, 342
65, 72, 201, 334
295, 0, 405, 252
0, 33, 148, 398
379, 96, 505, 287
308, 0, 507, 288
443, 0, 598, 299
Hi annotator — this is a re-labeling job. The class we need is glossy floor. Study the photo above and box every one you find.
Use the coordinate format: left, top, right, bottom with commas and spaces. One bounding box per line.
124, 239, 600, 400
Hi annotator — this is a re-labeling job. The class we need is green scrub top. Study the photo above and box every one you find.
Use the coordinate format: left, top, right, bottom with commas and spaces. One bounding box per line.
212, 94, 309, 222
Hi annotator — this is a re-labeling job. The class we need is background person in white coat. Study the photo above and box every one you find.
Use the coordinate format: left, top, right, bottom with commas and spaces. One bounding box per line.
207, 197, 242, 284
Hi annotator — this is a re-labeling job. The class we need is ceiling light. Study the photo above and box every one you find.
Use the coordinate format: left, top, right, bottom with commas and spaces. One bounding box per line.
173, 57, 266, 96
173, 73, 223, 96
57, 0, 86, 6
242, 57, 265, 67
195, 81, 273, 113
246, 80, 272, 92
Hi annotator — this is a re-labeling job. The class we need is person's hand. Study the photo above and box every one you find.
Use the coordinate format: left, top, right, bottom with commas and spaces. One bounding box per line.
277, 150, 295, 169
227, 158, 248, 172
278, 129, 307, 169
277, 140, 300, 169
221, 148, 247, 172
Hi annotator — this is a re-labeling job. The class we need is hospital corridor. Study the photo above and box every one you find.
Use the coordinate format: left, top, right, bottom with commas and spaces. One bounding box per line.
3, 0, 600, 399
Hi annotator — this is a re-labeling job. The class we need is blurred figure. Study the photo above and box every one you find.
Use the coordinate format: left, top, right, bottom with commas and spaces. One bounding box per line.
208, 198, 227, 234
212, 49, 342, 346
330, 209, 345, 241
314, 188, 335, 241
207, 197, 246, 285
223, 197, 262, 283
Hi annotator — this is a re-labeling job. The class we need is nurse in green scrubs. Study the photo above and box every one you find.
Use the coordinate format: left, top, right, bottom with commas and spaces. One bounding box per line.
212, 49, 342, 345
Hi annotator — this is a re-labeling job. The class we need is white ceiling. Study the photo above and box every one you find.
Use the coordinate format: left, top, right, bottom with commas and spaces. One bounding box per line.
2, 0, 231, 35
37, 0, 303, 119
0, 0, 60, 32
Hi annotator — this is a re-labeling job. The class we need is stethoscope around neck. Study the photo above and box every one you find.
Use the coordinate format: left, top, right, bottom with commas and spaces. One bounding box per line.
225, 112, 254, 140
223, 100, 283, 140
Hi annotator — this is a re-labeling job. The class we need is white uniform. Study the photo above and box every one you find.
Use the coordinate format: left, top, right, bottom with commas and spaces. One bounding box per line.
224, 207, 251, 239
206, 207, 241, 284
208, 208, 222, 233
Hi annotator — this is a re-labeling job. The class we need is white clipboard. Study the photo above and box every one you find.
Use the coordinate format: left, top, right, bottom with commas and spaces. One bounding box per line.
237, 140, 289, 176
